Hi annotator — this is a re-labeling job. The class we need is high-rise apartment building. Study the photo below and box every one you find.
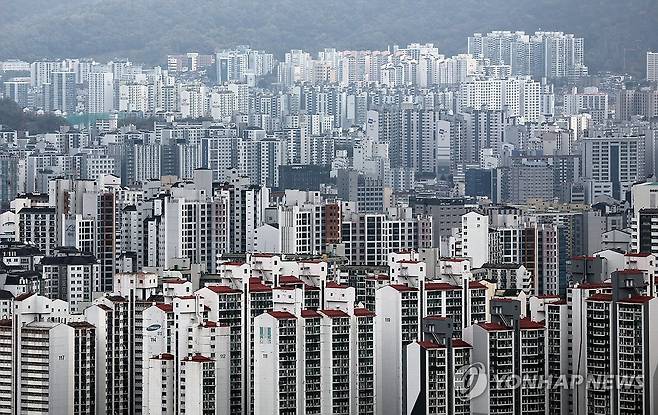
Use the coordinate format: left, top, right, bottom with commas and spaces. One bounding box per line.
87, 71, 114, 113
647, 52, 658, 82
464, 299, 546, 415
405, 317, 472, 415
3, 78, 30, 108
581, 134, 646, 201
563, 87, 609, 124
468, 31, 587, 79
341, 207, 432, 266
40, 248, 100, 313
578, 272, 658, 415
49, 71, 77, 113
253, 307, 376, 415
376, 284, 420, 415
0, 320, 96, 415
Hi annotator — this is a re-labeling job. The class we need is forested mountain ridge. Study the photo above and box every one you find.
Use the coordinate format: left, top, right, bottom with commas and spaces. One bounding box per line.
1, 0, 656, 75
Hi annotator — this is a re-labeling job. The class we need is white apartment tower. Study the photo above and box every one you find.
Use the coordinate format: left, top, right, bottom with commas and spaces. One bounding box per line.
405, 317, 472, 415
580, 272, 658, 415
647, 52, 658, 82
0, 321, 96, 415
87, 71, 114, 113
376, 284, 420, 415
459, 211, 489, 268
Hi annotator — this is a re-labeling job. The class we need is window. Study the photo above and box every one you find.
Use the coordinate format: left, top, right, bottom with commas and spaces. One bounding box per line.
259, 327, 272, 344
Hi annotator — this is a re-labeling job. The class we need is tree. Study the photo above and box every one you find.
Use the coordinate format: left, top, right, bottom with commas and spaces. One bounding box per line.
0, 98, 69, 134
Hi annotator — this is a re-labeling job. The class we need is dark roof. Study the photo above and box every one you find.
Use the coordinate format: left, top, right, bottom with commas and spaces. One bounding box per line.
325, 281, 348, 289
498, 288, 523, 297
267, 311, 296, 320
452, 339, 472, 348
146, 294, 165, 303
301, 309, 322, 318
389, 284, 418, 292
614, 269, 645, 275
365, 274, 390, 281
68, 321, 95, 329
152, 353, 175, 360
547, 300, 568, 306
587, 293, 613, 302
155, 304, 173, 312
182, 354, 213, 362
354, 308, 376, 317
469, 281, 487, 289
492, 298, 518, 303
320, 309, 349, 318
424, 315, 451, 321
571, 255, 597, 261
14, 292, 35, 301
425, 282, 460, 291
618, 296, 654, 304
8, 270, 41, 278
443, 258, 468, 263
40, 255, 97, 266
18, 207, 55, 214
249, 279, 272, 293
480, 263, 523, 269
206, 285, 242, 294
576, 282, 611, 289
279, 275, 304, 285
0, 245, 43, 256
519, 318, 544, 330
478, 322, 511, 331
417, 340, 445, 349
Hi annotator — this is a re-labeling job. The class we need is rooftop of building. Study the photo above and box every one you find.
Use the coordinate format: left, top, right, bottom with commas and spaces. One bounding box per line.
155, 303, 174, 312
325, 281, 348, 289
151, 353, 175, 360
478, 322, 511, 331
40, 254, 97, 266
162, 278, 189, 284
268, 310, 297, 320
320, 309, 349, 318
301, 309, 322, 319
182, 354, 213, 362
205, 285, 242, 294
520, 318, 544, 330
425, 282, 461, 291
354, 308, 376, 317
618, 295, 654, 304
587, 293, 613, 302
14, 292, 35, 301
388, 284, 418, 292
249, 279, 272, 293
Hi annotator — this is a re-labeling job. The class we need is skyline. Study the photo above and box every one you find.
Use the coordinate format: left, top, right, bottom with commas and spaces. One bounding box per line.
2, 0, 657, 74
1, 2, 658, 414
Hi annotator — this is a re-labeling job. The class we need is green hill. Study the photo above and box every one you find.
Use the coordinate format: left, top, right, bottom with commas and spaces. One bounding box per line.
0, 99, 69, 133
1, 0, 656, 76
